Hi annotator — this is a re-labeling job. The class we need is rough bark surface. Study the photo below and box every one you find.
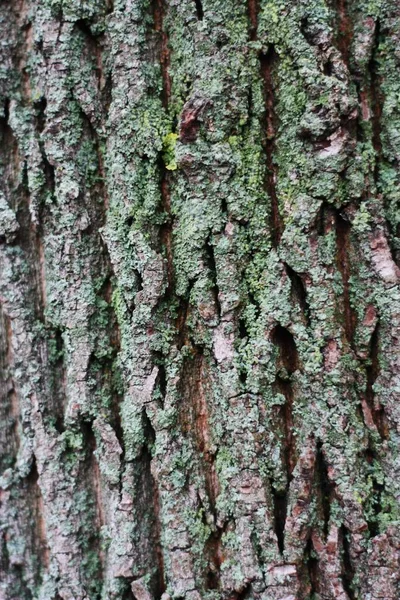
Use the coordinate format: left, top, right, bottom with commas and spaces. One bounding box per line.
1, 1, 400, 599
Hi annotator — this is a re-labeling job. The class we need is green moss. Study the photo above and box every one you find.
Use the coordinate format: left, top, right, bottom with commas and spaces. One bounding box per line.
162, 132, 179, 171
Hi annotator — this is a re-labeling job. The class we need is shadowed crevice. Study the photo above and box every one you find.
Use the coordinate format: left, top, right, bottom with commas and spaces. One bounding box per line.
194, 0, 203, 21
32, 96, 56, 203
368, 19, 382, 160
0, 307, 19, 472
366, 476, 383, 539
77, 107, 108, 227
316, 201, 334, 236
154, 362, 167, 408
272, 325, 299, 478
47, 327, 66, 433
33, 97, 47, 134
230, 583, 252, 600
122, 589, 135, 600
365, 322, 388, 439
271, 483, 288, 555
271, 324, 299, 374
259, 46, 282, 247
315, 442, 334, 540
271, 324, 298, 551
158, 163, 174, 296
74, 18, 106, 98
335, 211, 357, 344
41, 150, 56, 201
304, 537, 319, 598
340, 525, 355, 599
285, 263, 310, 326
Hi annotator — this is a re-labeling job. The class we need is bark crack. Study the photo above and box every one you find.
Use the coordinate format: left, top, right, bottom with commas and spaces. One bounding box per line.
335, 210, 357, 344
260, 46, 282, 247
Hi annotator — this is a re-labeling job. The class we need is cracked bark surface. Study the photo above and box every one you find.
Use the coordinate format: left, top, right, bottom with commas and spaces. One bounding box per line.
1, 0, 400, 599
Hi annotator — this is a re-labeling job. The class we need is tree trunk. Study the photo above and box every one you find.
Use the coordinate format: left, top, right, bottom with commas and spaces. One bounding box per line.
1, 0, 400, 599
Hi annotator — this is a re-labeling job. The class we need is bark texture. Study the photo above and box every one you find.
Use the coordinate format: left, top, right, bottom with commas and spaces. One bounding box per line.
1, 0, 400, 599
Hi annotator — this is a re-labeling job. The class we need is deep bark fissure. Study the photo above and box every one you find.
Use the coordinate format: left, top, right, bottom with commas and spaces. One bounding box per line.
33, 97, 47, 135
74, 19, 97, 44
285, 263, 310, 326
40, 149, 56, 201
278, 378, 295, 477
316, 201, 331, 236
270, 325, 300, 552
271, 483, 288, 555
47, 326, 67, 433
367, 477, 383, 539
331, 0, 353, 68
74, 48, 122, 452
271, 325, 298, 374
194, 0, 204, 21
152, 0, 171, 110
0, 529, 10, 577
302, 537, 319, 598
272, 325, 298, 479
368, 20, 382, 160
33, 97, 56, 201
335, 211, 357, 344
247, 0, 259, 41
365, 322, 387, 439
259, 46, 282, 247
122, 588, 135, 600
152, 0, 188, 348
315, 442, 333, 540
154, 361, 167, 408
231, 583, 251, 600
0, 307, 19, 471
340, 525, 355, 600
140, 410, 165, 596
77, 107, 107, 226
205, 517, 225, 591
159, 170, 174, 296
238, 318, 248, 341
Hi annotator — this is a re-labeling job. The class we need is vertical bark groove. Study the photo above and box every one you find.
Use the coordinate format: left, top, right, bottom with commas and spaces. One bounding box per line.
340, 525, 355, 599
315, 442, 334, 541
335, 211, 357, 344
259, 47, 282, 247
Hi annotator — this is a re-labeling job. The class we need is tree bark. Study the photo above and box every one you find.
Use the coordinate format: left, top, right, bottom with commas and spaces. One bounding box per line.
1, 0, 400, 599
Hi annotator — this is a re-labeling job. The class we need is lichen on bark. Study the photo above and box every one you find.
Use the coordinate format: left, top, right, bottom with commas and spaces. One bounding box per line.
0, 0, 400, 599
